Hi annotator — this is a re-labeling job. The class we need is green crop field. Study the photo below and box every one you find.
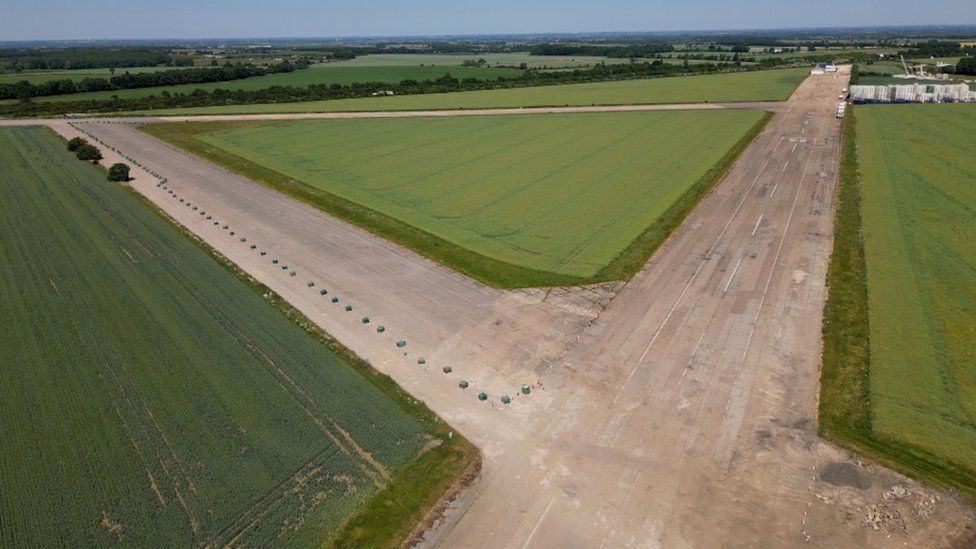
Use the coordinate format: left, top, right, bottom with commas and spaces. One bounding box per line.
0, 126, 472, 546
322, 52, 631, 69
37, 65, 523, 102
0, 66, 171, 84
147, 109, 768, 286
820, 105, 976, 498
129, 68, 808, 116
859, 60, 911, 75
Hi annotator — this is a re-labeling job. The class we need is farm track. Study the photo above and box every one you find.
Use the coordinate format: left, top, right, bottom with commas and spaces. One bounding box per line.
8, 74, 975, 547
0, 100, 784, 128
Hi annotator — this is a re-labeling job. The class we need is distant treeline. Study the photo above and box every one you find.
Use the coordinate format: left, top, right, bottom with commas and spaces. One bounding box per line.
0, 61, 305, 100
715, 36, 906, 49
2, 59, 793, 117
0, 47, 186, 70
900, 40, 976, 59
529, 43, 674, 58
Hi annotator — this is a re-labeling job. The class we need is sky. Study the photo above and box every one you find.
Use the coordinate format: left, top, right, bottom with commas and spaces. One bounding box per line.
2, 0, 975, 41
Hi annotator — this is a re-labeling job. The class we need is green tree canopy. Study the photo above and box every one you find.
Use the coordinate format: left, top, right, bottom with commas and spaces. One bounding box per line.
956, 57, 976, 75
107, 163, 130, 182
75, 143, 102, 162
66, 136, 87, 152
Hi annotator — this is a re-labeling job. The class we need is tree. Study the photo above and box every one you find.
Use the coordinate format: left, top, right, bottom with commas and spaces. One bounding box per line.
955, 57, 976, 75
107, 163, 130, 181
75, 143, 102, 162
66, 136, 88, 152
12, 80, 32, 101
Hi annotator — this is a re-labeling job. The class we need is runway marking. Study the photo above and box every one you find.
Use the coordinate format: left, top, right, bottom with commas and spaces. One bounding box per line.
522, 495, 557, 549
723, 257, 743, 294
623, 470, 643, 504
689, 332, 706, 365
742, 126, 820, 359
769, 181, 779, 199
741, 325, 758, 360
782, 160, 790, 172
677, 332, 707, 389
792, 142, 799, 153
752, 214, 764, 236
616, 152, 775, 400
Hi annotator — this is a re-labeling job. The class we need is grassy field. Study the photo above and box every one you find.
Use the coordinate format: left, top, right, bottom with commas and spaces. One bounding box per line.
147, 110, 769, 286
128, 68, 808, 115
38, 65, 523, 103
820, 105, 976, 498
908, 56, 964, 65
0, 66, 170, 84
859, 61, 909, 75
0, 125, 475, 546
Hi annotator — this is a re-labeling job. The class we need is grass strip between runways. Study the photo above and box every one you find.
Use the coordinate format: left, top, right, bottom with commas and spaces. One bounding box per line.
142, 111, 771, 289
818, 109, 976, 501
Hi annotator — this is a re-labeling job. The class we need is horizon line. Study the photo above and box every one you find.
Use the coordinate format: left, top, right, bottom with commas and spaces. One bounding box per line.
3, 23, 976, 46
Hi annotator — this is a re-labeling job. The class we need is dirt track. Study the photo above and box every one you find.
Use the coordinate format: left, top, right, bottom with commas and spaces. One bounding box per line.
0, 101, 782, 127
12, 72, 975, 547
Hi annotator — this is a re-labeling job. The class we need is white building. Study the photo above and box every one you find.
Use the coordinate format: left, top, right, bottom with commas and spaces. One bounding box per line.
849, 83, 976, 103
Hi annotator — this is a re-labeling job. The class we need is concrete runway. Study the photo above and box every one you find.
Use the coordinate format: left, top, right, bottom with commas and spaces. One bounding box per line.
11, 69, 974, 547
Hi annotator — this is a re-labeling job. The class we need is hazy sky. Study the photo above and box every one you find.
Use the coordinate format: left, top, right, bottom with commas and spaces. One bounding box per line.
2, 0, 975, 41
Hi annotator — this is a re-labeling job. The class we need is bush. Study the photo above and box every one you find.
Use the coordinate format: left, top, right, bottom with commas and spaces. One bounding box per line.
75, 143, 102, 162
956, 57, 976, 75
107, 163, 130, 182
66, 136, 87, 152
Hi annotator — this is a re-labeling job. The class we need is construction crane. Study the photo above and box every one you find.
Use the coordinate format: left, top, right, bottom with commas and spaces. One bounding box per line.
900, 55, 911, 77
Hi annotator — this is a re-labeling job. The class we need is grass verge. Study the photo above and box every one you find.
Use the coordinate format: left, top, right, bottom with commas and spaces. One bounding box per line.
121, 180, 481, 547
142, 111, 771, 288
818, 109, 976, 500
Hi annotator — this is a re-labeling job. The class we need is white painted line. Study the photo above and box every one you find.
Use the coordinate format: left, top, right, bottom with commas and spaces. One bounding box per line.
676, 331, 707, 389
742, 127, 820, 360
688, 332, 706, 367
628, 155, 771, 372
769, 182, 779, 199
752, 214, 764, 236
623, 471, 643, 504
741, 324, 758, 360
723, 257, 744, 294
782, 160, 790, 172
617, 132, 794, 400
522, 496, 557, 549
792, 142, 799, 153
693, 331, 706, 353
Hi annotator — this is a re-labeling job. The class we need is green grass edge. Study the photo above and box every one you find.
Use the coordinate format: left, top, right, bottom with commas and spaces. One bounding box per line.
71, 134, 482, 545
818, 109, 976, 501
141, 110, 772, 289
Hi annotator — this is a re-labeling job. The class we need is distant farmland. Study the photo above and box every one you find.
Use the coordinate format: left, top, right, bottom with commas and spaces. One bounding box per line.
131, 68, 809, 116
0, 66, 171, 84
0, 126, 466, 546
37, 65, 523, 102
821, 105, 976, 496
322, 52, 633, 69
148, 109, 768, 286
